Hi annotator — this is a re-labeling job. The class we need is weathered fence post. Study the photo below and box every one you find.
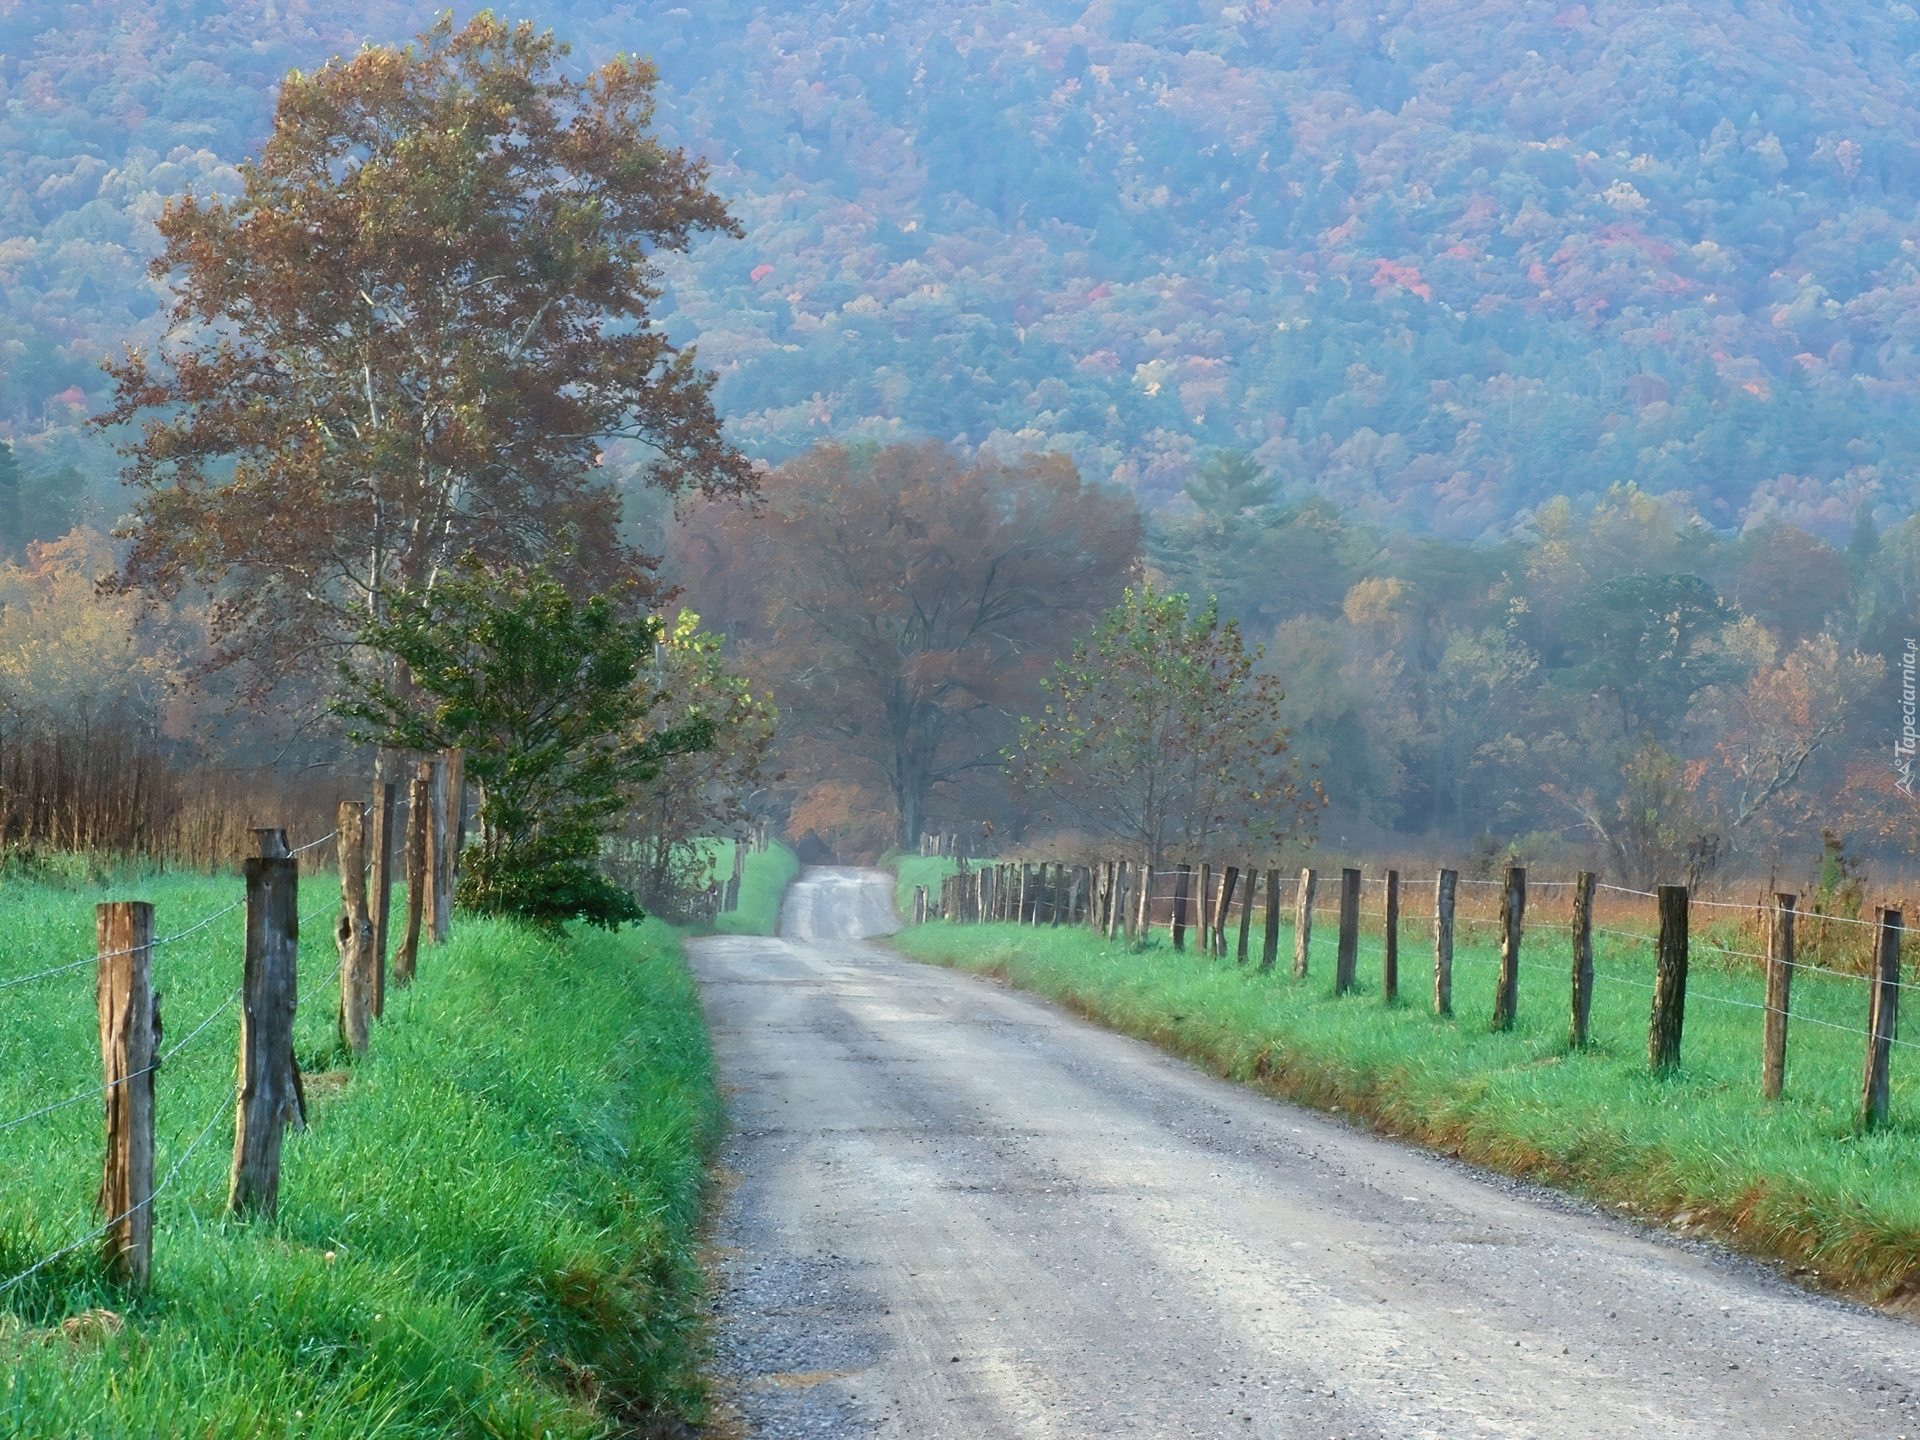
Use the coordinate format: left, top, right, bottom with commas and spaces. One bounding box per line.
1571, 871, 1596, 1048
1019, 863, 1034, 924
1383, 869, 1400, 1003
1490, 866, 1525, 1031
1236, 868, 1255, 964
1762, 893, 1796, 1100
1434, 868, 1456, 1016
1216, 866, 1239, 955
447, 746, 467, 897
1196, 864, 1213, 955
97, 900, 157, 1287
1134, 858, 1153, 940
1862, 906, 1903, 1128
1335, 868, 1361, 994
1648, 884, 1689, 1073
1259, 868, 1282, 972
913, 886, 926, 925
1293, 868, 1317, 978
335, 800, 375, 1057
1108, 862, 1127, 940
230, 835, 302, 1219
1171, 865, 1192, 950
424, 752, 450, 944
369, 779, 396, 1018
394, 761, 429, 987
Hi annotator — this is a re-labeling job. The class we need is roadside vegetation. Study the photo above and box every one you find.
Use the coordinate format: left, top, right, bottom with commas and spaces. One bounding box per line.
890, 854, 960, 918
0, 866, 718, 1438
713, 840, 801, 937
893, 912, 1920, 1307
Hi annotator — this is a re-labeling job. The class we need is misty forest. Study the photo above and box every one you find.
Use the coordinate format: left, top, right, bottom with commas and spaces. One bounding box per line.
3, 0, 1917, 905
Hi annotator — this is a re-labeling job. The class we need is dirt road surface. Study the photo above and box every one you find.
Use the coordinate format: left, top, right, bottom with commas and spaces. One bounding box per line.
692, 867, 1920, 1438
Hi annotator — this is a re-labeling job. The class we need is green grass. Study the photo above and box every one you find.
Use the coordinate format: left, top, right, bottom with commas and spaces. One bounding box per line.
894, 910, 1920, 1306
890, 854, 959, 918
713, 841, 800, 937
0, 864, 719, 1437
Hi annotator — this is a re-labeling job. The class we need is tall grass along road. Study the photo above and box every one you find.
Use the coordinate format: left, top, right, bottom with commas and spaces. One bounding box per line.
692, 867, 1920, 1438
0, 866, 717, 1438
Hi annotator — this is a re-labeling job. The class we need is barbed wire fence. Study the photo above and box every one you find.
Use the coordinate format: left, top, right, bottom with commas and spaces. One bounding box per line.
0, 750, 467, 1306
923, 849, 1911, 1130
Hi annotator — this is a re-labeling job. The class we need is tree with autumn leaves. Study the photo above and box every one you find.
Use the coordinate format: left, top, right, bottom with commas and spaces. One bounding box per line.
673, 442, 1141, 852
98, 14, 754, 691
97, 14, 761, 924
1012, 585, 1323, 866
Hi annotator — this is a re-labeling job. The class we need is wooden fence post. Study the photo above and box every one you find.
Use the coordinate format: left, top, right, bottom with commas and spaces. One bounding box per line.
1216, 866, 1239, 955
427, 752, 452, 944
394, 761, 429, 987
1171, 865, 1192, 950
446, 746, 466, 901
1648, 884, 1689, 1073
230, 838, 302, 1219
1570, 872, 1596, 1047
1434, 868, 1456, 1016
1762, 894, 1795, 1100
1134, 858, 1153, 940
1490, 866, 1525, 1031
1862, 906, 1903, 1128
335, 800, 375, 1057
1197, 864, 1213, 955
1259, 868, 1282, 972
1236, 868, 1255, 964
369, 779, 396, 1019
1335, 868, 1361, 994
1293, 868, 1317, 978
97, 900, 157, 1287
1383, 869, 1400, 1003
913, 886, 926, 925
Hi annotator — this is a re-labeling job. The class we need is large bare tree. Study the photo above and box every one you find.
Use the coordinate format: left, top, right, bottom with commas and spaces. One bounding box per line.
674, 442, 1140, 849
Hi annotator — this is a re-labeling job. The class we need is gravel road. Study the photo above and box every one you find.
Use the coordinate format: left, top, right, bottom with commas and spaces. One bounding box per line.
691, 867, 1920, 1438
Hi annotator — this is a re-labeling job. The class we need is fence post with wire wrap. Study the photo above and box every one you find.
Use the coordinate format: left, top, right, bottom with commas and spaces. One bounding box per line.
395, 761, 430, 987
1649, 884, 1689, 1073
1171, 864, 1192, 950
336, 800, 375, 1056
1259, 867, 1282, 972
1236, 867, 1256, 963
1433, 868, 1456, 1016
1762, 893, 1796, 1100
1335, 868, 1361, 995
1571, 872, 1595, 1048
1490, 866, 1525, 1032
370, 778, 396, 1018
1383, 869, 1400, 1003
97, 900, 158, 1288
1861, 907, 1903, 1129
230, 833, 302, 1219
1293, 868, 1316, 978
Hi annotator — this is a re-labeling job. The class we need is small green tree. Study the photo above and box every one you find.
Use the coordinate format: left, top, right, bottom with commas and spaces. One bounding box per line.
335, 560, 713, 931
1011, 584, 1321, 864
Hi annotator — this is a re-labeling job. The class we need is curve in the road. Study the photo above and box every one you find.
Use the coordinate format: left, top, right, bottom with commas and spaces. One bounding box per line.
696, 866, 1920, 1438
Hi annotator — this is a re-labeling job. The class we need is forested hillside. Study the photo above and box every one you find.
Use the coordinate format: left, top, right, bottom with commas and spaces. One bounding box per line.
6, 0, 1920, 536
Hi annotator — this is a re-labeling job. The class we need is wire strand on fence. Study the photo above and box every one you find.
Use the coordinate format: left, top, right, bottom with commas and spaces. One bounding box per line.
289, 829, 339, 857
0, 1079, 234, 1300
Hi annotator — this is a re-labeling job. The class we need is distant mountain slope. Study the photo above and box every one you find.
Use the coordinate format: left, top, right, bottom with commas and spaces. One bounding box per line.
6, 1, 1920, 535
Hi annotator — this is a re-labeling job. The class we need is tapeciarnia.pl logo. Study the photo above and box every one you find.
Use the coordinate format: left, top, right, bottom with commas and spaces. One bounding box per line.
1899, 637, 1917, 798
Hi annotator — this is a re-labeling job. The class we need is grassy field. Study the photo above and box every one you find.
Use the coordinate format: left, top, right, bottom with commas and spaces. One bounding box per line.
712, 840, 800, 937
0, 861, 720, 1438
893, 900, 1920, 1307
890, 854, 958, 918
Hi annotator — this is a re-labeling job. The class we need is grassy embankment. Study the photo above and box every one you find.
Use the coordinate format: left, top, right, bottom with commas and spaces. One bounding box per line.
0, 861, 720, 1438
710, 840, 800, 937
890, 854, 959, 919
893, 899, 1920, 1307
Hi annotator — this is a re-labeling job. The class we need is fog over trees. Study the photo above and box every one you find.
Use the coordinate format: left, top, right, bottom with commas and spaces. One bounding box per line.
0, 1, 1915, 879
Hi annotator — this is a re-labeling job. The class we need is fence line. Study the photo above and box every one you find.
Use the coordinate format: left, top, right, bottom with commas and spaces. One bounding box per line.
0, 755, 463, 1302
926, 853, 1912, 1127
